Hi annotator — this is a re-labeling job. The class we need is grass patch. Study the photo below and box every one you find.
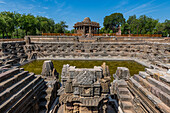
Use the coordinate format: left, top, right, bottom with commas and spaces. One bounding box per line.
21, 60, 145, 82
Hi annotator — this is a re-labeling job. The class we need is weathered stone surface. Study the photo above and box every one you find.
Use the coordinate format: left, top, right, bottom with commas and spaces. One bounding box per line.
139, 71, 150, 79
58, 63, 111, 113
115, 67, 130, 80
1, 36, 170, 113
147, 77, 170, 95
41, 60, 58, 78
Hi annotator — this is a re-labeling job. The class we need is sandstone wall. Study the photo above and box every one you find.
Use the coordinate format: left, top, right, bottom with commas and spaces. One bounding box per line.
25, 42, 170, 67
0, 41, 27, 66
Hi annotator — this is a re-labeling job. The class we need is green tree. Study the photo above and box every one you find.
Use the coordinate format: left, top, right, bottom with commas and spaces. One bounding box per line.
13, 12, 21, 38
103, 13, 125, 33
164, 19, 170, 36
36, 16, 55, 34
0, 11, 15, 38
70, 29, 74, 33
127, 15, 158, 35
0, 15, 6, 38
54, 21, 68, 33
138, 15, 158, 34
121, 23, 130, 34
20, 14, 37, 35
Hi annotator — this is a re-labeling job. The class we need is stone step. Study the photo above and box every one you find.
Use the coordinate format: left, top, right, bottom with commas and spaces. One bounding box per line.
129, 77, 170, 112
39, 109, 47, 113
8, 77, 45, 113
5, 58, 20, 65
40, 94, 47, 99
46, 87, 53, 94
119, 94, 131, 101
0, 71, 29, 93
139, 71, 150, 79
0, 62, 2, 66
133, 74, 170, 107
0, 76, 41, 113
45, 94, 52, 101
123, 110, 135, 113
117, 88, 129, 95
0, 64, 11, 69
120, 101, 133, 110
117, 80, 127, 88
160, 75, 170, 86
39, 101, 47, 107
147, 77, 170, 95
0, 73, 35, 104
0, 68, 20, 83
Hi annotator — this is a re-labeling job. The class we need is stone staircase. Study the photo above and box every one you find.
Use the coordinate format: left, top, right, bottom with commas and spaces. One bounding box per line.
111, 67, 170, 113
128, 69, 170, 112
0, 68, 45, 113
39, 81, 58, 113
113, 80, 135, 113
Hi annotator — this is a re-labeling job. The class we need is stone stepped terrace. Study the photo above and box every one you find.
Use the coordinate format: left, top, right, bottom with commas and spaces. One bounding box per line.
0, 36, 169, 113
0, 67, 46, 113
111, 67, 170, 113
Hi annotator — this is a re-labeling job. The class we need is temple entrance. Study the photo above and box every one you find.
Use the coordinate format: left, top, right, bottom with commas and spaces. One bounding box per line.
85, 26, 89, 34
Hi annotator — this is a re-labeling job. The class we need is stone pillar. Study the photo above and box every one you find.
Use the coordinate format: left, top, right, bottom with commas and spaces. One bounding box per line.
65, 79, 73, 93
25, 37, 31, 45
89, 26, 92, 37
83, 26, 85, 36
74, 27, 76, 33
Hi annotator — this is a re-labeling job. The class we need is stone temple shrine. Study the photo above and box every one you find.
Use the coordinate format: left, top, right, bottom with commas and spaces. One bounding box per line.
73, 17, 100, 36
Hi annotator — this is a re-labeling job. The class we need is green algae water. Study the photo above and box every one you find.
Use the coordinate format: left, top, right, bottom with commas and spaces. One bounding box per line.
21, 60, 145, 82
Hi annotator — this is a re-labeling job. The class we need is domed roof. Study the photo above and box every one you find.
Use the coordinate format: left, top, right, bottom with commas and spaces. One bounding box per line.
83, 17, 91, 22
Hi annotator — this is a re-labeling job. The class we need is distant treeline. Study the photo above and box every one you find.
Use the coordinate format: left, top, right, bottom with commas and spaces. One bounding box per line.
0, 11, 72, 38
101, 13, 170, 37
0, 11, 169, 38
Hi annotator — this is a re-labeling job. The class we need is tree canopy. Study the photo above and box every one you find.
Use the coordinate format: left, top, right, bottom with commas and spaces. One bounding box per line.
102, 13, 169, 37
0, 11, 69, 38
103, 13, 125, 33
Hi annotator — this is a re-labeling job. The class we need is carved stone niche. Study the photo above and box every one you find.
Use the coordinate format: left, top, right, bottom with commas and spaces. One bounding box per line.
80, 85, 93, 97
95, 71, 102, 79
73, 83, 80, 96
101, 79, 109, 94
61, 78, 67, 88
94, 81, 101, 96
69, 71, 75, 79
69, 66, 76, 79
65, 79, 73, 93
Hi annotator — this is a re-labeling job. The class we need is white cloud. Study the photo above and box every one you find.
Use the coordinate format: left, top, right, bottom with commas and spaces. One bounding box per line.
114, 0, 129, 10
0, 1, 6, 4
38, 12, 46, 14
43, 7, 48, 9
124, 0, 155, 15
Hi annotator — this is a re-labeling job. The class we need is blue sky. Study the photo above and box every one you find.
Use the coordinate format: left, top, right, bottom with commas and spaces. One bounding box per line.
0, 0, 170, 30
